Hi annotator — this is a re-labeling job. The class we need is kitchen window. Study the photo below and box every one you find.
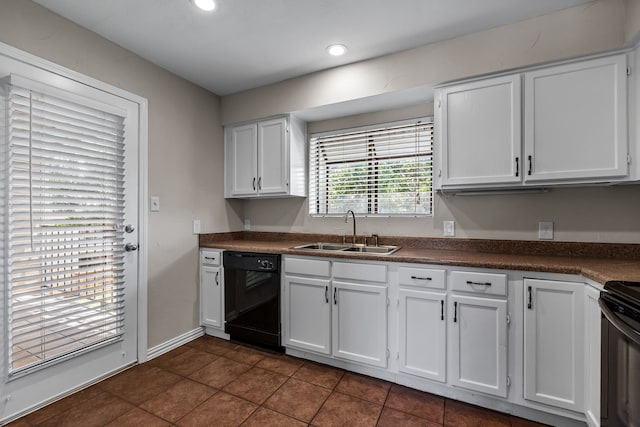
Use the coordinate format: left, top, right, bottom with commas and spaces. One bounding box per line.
309, 118, 433, 216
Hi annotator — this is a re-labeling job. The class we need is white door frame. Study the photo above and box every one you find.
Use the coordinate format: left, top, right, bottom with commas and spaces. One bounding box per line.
0, 41, 149, 363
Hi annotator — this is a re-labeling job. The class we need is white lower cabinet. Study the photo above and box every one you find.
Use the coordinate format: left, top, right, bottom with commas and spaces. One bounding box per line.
283, 275, 331, 354
200, 250, 223, 330
398, 289, 447, 382
524, 278, 585, 412
584, 285, 601, 427
332, 280, 388, 368
450, 294, 508, 398
283, 257, 388, 369
280, 256, 599, 426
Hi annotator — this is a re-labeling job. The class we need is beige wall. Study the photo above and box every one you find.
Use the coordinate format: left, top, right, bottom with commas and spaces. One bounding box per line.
626, 0, 640, 43
240, 0, 640, 244
0, 0, 243, 348
246, 104, 640, 244
222, 0, 626, 124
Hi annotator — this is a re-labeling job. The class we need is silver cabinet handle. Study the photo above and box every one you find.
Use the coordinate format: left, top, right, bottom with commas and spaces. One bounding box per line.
252, 177, 256, 190
258, 177, 262, 190
325, 286, 329, 303
411, 276, 432, 281
215, 271, 219, 286
333, 288, 337, 305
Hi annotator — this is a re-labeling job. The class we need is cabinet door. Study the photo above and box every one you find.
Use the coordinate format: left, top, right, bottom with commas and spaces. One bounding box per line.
228, 123, 258, 196
439, 75, 522, 187
283, 275, 331, 354
524, 279, 584, 412
258, 117, 288, 195
524, 55, 627, 182
332, 281, 388, 368
200, 265, 223, 329
398, 289, 446, 382
584, 285, 601, 427
450, 294, 508, 397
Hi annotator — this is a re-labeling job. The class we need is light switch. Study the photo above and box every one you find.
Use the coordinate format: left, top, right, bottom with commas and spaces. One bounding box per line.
443, 220, 455, 237
244, 218, 251, 230
150, 196, 160, 212
538, 221, 554, 240
193, 219, 201, 234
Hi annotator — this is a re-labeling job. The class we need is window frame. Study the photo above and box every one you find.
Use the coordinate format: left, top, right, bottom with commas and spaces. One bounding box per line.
308, 117, 434, 217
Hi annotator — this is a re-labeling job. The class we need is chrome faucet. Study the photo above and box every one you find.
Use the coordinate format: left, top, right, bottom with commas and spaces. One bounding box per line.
344, 210, 356, 244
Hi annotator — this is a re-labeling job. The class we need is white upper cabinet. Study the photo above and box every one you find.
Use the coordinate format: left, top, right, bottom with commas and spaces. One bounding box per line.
227, 123, 258, 197
438, 75, 522, 187
258, 118, 288, 195
225, 115, 306, 198
524, 55, 628, 182
436, 53, 631, 190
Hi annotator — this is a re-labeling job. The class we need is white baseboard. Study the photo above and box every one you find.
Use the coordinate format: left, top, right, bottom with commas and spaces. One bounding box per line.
146, 327, 204, 360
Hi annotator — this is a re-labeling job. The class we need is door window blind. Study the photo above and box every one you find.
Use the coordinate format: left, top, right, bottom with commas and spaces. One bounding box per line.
309, 119, 433, 216
5, 79, 126, 376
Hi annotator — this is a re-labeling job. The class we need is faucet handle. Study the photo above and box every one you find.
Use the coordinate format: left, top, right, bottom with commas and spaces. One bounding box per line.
371, 234, 379, 247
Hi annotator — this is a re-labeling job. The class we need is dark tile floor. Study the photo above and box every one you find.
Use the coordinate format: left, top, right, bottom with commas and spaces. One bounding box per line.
8, 336, 548, 426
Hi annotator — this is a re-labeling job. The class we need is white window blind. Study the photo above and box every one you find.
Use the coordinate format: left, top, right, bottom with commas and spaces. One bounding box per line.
5, 79, 126, 376
309, 118, 433, 216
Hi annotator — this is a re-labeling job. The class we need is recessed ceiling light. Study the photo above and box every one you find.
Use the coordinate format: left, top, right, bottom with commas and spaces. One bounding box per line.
193, 0, 216, 12
327, 44, 347, 56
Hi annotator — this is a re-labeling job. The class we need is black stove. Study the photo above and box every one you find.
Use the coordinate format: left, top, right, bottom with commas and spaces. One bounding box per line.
599, 280, 640, 426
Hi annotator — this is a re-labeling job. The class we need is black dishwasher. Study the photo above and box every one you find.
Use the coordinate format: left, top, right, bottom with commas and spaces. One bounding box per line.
223, 251, 282, 351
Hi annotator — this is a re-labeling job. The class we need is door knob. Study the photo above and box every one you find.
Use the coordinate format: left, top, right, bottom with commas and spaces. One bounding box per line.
124, 243, 139, 252
124, 224, 135, 233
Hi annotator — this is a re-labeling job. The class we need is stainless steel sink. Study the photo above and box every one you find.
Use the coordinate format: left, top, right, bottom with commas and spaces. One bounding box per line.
293, 243, 351, 251
292, 242, 400, 255
343, 244, 400, 254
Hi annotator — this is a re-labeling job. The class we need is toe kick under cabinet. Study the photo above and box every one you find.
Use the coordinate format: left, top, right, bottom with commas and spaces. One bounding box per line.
280, 255, 596, 426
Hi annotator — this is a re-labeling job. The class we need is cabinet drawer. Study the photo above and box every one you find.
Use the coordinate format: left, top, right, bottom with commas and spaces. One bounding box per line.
333, 262, 387, 283
284, 257, 330, 277
200, 250, 221, 266
398, 267, 446, 289
450, 271, 507, 296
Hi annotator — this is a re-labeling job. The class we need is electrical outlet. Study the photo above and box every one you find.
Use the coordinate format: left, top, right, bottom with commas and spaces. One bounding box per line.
443, 220, 455, 237
244, 218, 251, 230
192, 219, 201, 234
538, 221, 554, 240
150, 196, 160, 212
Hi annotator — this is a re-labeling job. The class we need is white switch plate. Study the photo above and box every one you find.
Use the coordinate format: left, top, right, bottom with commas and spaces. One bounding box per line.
150, 196, 160, 212
192, 219, 201, 235
443, 220, 455, 237
244, 218, 251, 230
538, 221, 554, 240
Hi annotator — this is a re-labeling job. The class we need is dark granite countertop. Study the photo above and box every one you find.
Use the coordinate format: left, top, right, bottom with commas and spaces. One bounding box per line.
199, 232, 640, 285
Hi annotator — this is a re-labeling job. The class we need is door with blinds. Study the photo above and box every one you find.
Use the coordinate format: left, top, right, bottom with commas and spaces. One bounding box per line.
0, 72, 140, 421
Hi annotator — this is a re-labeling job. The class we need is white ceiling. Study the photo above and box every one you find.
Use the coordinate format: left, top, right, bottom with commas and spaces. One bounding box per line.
34, 0, 594, 96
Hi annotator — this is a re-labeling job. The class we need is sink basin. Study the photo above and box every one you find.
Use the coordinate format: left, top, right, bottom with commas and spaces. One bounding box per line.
343, 244, 401, 254
293, 242, 352, 251
292, 242, 400, 255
